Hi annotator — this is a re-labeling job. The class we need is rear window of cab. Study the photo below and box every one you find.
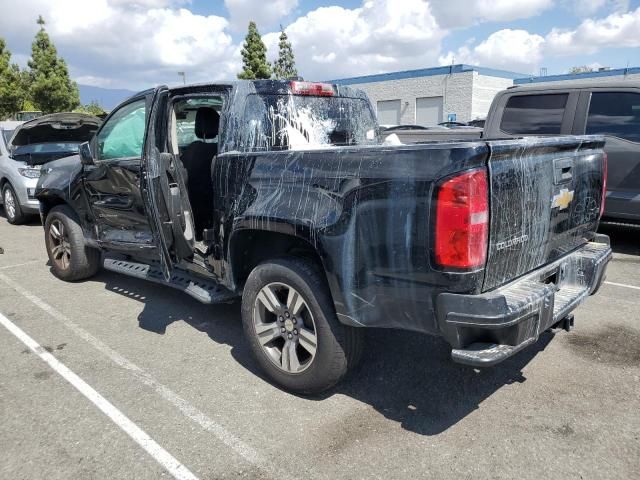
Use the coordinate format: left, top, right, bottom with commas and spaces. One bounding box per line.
500, 93, 568, 135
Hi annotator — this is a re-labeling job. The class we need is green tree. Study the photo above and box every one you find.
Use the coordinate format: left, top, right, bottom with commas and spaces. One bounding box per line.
273, 26, 298, 80
0, 38, 25, 119
237, 21, 271, 80
73, 100, 106, 116
28, 16, 80, 113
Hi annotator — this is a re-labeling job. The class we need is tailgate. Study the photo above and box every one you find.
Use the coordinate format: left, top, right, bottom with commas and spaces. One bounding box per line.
483, 136, 606, 291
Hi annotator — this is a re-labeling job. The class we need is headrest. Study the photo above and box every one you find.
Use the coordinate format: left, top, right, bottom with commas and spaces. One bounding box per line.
195, 107, 220, 139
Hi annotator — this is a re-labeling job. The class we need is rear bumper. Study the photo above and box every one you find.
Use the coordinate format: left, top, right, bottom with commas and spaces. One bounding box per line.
436, 236, 612, 367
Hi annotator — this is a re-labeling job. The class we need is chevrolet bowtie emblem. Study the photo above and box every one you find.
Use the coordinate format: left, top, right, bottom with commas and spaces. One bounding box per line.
552, 188, 575, 210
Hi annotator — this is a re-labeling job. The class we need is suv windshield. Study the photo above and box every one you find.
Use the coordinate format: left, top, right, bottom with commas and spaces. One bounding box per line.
2, 129, 14, 145
240, 94, 378, 152
11, 142, 82, 165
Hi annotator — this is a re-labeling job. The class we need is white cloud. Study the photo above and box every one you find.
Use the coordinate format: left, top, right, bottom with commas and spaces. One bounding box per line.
263, 0, 446, 80
439, 6, 639, 73
0, 0, 238, 89
75, 75, 117, 88
224, 0, 298, 30
439, 29, 544, 73
566, 0, 630, 17
569, 0, 607, 16
0, 0, 638, 91
430, 0, 554, 28
546, 6, 640, 54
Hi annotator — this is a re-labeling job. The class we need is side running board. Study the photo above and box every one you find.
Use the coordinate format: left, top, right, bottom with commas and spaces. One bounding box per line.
103, 256, 237, 304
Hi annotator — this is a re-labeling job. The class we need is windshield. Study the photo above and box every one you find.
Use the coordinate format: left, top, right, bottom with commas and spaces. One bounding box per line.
11, 142, 82, 165
240, 94, 378, 152
12, 142, 81, 155
2, 129, 14, 145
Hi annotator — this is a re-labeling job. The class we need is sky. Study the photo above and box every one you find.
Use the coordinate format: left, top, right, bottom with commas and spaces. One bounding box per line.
0, 0, 639, 91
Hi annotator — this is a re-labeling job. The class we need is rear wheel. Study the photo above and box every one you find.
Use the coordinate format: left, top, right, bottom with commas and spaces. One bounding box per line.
44, 205, 101, 281
2, 183, 27, 225
242, 257, 363, 394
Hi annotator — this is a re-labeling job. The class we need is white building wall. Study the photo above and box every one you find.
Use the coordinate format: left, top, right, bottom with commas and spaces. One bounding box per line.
340, 68, 640, 127
348, 71, 476, 125
471, 73, 515, 120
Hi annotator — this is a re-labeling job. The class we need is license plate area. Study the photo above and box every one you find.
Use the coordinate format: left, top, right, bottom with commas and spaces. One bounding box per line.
540, 261, 568, 290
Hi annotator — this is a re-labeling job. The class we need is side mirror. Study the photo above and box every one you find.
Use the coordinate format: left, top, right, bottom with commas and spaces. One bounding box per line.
79, 142, 94, 166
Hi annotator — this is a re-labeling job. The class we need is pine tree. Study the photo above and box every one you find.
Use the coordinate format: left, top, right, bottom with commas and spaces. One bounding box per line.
273, 26, 298, 80
237, 21, 271, 80
28, 16, 80, 113
0, 38, 25, 119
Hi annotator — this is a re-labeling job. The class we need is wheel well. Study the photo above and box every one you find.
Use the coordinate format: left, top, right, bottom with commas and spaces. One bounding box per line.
230, 230, 326, 289
39, 197, 67, 221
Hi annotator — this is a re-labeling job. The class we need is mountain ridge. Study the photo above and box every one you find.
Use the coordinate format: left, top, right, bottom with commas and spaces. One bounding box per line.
78, 84, 137, 111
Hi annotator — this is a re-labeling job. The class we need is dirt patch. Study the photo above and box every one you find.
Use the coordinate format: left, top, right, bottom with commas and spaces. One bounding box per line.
34, 371, 52, 380
40, 343, 67, 353
313, 406, 388, 456
553, 423, 575, 437
206, 466, 270, 480
566, 325, 640, 367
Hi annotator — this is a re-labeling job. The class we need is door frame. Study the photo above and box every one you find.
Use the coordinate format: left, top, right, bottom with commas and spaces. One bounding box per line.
83, 93, 155, 250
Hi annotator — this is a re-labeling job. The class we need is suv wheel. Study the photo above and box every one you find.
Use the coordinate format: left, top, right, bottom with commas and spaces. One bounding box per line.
2, 183, 26, 225
44, 205, 101, 281
242, 257, 363, 394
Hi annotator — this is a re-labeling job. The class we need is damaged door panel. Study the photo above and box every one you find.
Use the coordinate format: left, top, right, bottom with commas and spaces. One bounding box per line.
83, 96, 154, 248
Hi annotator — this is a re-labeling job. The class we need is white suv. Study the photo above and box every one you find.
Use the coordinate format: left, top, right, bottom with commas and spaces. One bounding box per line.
0, 114, 100, 224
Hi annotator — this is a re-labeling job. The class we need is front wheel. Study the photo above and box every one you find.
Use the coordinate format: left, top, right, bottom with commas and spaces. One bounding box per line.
2, 183, 27, 225
241, 257, 363, 394
44, 205, 101, 281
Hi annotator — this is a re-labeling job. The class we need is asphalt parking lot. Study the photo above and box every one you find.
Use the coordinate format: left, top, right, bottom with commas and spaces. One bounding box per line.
0, 213, 638, 480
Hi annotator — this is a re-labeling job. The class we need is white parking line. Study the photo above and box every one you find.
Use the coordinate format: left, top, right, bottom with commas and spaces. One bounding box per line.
0, 272, 292, 480
604, 281, 640, 291
0, 311, 199, 480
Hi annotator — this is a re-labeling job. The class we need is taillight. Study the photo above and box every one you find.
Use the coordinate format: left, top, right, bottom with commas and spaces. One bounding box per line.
599, 152, 607, 218
435, 168, 489, 269
290, 81, 334, 96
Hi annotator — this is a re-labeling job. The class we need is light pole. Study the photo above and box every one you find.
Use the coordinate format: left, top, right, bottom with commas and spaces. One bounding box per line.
177, 71, 186, 85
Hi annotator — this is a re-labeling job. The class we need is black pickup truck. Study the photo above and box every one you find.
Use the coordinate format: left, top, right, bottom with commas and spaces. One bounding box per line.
36, 80, 612, 393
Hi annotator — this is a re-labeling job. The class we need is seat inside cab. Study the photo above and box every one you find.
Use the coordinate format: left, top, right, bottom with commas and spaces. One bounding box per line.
170, 97, 223, 240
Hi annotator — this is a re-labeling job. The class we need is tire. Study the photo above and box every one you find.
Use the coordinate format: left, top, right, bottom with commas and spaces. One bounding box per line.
2, 183, 27, 225
242, 257, 363, 394
44, 205, 101, 281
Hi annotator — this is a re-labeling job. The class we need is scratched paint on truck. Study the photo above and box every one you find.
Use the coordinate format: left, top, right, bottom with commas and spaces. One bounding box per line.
35, 81, 606, 338
483, 136, 605, 291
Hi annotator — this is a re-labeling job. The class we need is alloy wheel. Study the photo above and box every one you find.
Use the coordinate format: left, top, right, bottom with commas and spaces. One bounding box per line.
48, 219, 72, 270
253, 282, 318, 374
3, 188, 16, 220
